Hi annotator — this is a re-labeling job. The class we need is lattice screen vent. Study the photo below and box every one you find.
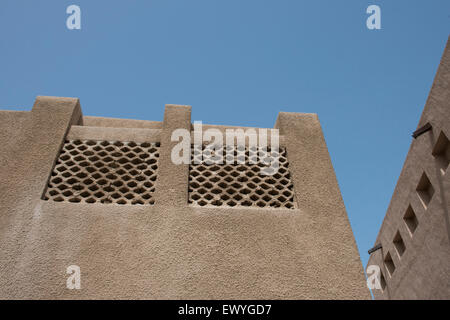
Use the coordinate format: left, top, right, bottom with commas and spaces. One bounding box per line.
188, 145, 296, 209
44, 140, 160, 205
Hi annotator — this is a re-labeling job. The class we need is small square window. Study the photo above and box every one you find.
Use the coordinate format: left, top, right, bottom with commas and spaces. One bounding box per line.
432, 131, 450, 176
403, 205, 418, 236
393, 231, 406, 258
416, 172, 434, 209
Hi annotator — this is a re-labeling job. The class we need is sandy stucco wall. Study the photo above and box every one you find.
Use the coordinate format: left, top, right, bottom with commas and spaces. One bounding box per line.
367, 38, 450, 299
0, 96, 369, 299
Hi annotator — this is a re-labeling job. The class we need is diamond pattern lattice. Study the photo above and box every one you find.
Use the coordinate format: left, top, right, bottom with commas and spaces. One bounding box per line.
188, 145, 296, 209
44, 140, 160, 205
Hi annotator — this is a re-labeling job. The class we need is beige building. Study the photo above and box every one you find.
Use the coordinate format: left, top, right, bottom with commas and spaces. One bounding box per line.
0, 96, 370, 299
367, 38, 450, 299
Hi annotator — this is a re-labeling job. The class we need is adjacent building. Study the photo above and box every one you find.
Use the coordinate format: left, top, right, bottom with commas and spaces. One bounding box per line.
367, 38, 450, 299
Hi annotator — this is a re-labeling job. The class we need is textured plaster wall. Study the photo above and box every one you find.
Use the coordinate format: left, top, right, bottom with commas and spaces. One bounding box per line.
0, 97, 369, 299
367, 37, 450, 299
83, 116, 162, 129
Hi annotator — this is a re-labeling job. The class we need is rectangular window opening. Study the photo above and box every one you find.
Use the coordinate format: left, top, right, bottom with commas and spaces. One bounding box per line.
44, 139, 160, 205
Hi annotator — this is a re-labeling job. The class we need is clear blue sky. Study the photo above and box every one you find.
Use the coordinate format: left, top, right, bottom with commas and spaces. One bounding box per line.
1, 1, 449, 268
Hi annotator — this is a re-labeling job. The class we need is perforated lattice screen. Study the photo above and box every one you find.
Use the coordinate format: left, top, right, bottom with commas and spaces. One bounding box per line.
44, 140, 160, 205
188, 145, 296, 209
